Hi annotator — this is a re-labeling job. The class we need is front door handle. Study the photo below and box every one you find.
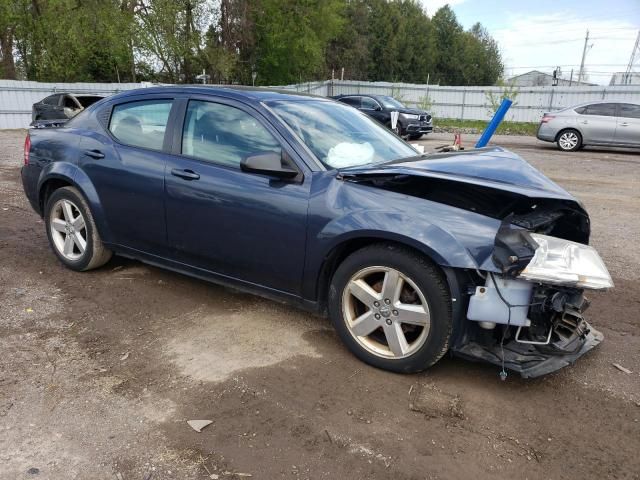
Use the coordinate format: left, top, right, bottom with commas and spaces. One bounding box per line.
171, 168, 200, 180
619, 122, 629, 127
84, 149, 105, 159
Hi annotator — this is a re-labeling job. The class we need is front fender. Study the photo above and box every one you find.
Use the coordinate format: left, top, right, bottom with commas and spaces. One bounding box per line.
38, 162, 113, 244
318, 210, 479, 268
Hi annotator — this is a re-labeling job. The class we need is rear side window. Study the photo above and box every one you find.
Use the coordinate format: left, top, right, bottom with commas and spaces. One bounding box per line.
181, 100, 281, 168
63, 96, 79, 109
109, 100, 172, 151
584, 103, 617, 117
619, 103, 640, 119
340, 96, 361, 107
42, 95, 60, 106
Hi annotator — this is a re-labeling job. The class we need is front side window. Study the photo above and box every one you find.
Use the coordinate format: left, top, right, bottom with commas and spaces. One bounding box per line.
378, 96, 405, 109
182, 100, 281, 168
109, 100, 172, 150
584, 103, 617, 117
361, 97, 381, 110
269, 99, 417, 169
619, 103, 640, 119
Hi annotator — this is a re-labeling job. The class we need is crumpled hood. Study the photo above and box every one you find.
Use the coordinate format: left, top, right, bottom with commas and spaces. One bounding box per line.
340, 146, 575, 200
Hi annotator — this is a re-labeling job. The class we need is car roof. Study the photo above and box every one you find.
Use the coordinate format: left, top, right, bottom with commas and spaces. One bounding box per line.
563, 100, 639, 109
108, 85, 331, 104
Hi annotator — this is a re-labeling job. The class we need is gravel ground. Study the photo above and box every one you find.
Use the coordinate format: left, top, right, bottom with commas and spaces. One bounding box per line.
1, 129, 639, 480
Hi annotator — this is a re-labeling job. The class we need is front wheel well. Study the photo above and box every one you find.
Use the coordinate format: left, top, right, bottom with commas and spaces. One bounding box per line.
315, 238, 445, 313
39, 178, 74, 213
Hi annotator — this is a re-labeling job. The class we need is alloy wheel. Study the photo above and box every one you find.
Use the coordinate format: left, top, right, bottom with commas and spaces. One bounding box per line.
559, 131, 579, 150
49, 199, 87, 261
341, 266, 431, 359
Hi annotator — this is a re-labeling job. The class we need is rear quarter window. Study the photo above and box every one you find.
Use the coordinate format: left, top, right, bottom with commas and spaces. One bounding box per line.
109, 100, 173, 151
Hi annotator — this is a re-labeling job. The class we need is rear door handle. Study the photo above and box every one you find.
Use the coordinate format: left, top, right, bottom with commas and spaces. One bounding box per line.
620, 122, 629, 127
84, 149, 105, 159
171, 168, 200, 180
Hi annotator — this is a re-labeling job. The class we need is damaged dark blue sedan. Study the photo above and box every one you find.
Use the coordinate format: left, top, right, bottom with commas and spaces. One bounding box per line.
21, 87, 613, 378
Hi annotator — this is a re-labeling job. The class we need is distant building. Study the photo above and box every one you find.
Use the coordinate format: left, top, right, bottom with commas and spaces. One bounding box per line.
609, 72, 640, 86
505, 70, 596, 87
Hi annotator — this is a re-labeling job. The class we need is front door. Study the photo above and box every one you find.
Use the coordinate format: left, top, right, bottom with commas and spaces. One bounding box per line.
164, 98, 310, 296
578, 103, 618, 144
79, 97, 175, 255
614, 103, 640, 146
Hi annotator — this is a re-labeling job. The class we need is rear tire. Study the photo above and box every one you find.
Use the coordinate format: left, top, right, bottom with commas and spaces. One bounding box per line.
556, 129, 582, 151
44, 186, 112, 271
328, 243, 452, 373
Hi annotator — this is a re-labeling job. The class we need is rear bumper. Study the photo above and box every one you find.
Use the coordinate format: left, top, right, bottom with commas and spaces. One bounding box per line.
536, 123, 557, 142
21, 165, 42, 215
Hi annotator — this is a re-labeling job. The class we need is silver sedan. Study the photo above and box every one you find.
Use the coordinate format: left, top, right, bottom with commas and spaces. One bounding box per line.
536, 101, 640, 151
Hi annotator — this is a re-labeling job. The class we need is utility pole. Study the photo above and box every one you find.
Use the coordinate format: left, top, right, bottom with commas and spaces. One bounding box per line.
578, 30, 590, 83
624, 30, 640, 84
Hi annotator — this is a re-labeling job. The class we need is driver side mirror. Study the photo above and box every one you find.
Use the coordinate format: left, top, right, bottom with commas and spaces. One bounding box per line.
374, 105, 382, 111
240, 152, 299, 179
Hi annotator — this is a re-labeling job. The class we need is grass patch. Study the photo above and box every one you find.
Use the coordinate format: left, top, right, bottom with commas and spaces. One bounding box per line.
435, 118, 539, 136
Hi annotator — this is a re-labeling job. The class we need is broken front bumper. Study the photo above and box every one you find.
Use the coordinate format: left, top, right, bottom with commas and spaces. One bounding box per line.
452, 323, 603, 378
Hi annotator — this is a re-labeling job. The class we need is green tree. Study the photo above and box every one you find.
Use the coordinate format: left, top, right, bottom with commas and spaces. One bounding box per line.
252, 0, 344, 85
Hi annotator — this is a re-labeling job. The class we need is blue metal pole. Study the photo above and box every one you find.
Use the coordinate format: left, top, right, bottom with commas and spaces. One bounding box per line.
475, 98, 513, 148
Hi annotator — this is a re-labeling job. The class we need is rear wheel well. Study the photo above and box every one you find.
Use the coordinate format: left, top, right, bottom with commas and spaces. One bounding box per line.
555, 127, 582, 142
315, 238, 444, 313
39, 178, 73, 214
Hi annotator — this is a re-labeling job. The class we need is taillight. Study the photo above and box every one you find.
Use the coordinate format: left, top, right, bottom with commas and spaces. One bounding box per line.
24, 134, 31, 165
541, 114, 555, 124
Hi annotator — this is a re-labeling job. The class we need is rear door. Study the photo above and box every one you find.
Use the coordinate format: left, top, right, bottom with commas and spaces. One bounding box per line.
163, 97, 310, 296
614, 103, 640, 146
578, 103, 618, 144
79, 96, 177, 255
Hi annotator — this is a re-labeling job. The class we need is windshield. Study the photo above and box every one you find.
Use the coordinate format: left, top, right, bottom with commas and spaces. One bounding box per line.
268, 100, 417, 169
378, 96, 405, 109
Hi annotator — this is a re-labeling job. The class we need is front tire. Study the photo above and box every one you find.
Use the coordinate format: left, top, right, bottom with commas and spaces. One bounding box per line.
556, 129, 582, 151
328, 244, 452, 373
44, 186, 112, 271
408, 133, 423, 141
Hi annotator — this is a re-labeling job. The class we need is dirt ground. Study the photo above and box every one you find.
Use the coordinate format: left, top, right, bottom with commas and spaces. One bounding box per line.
1, 129, 639, 480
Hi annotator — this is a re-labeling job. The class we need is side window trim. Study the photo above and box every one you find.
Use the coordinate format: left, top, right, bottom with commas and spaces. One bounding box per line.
106, 97, 176, 153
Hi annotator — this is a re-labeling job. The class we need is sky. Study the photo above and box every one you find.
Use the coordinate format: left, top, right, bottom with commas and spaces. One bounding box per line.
419, 0, 640, 85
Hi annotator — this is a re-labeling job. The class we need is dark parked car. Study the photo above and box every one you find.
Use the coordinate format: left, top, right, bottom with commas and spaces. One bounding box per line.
32, 92, 104, 123
332, 94, 432, 140
21, 87, 612, 378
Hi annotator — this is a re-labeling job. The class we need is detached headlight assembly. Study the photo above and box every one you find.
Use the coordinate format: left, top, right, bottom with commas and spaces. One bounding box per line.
519, 233, 613, 290
403, 114, 419, 120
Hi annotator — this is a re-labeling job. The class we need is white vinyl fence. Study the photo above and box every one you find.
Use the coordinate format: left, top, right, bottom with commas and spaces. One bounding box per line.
2, 78, 640, 128
278, 80, 640, 123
